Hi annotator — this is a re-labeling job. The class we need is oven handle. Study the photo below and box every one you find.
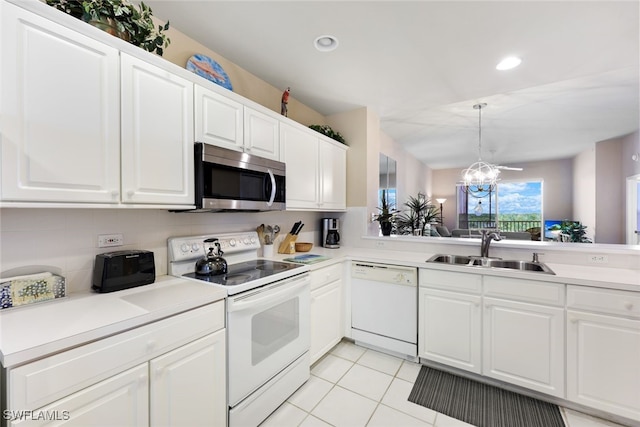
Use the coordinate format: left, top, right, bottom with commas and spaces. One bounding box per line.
227, 275, 309, 313
267, 169, 276, 207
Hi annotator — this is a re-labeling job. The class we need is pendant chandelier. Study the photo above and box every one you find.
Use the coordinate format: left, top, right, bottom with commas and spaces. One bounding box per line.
461, 103, 500, 198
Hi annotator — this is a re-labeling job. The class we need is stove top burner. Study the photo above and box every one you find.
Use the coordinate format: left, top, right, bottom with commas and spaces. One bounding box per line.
183, 259, 302, 287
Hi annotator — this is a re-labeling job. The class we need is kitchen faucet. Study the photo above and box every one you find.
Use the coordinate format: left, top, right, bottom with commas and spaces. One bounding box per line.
480, 229, 502, 258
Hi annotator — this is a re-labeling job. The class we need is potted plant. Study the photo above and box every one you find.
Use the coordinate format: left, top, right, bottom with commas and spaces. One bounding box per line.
395, 193, 439, 236
559, 221, 592, 243
374, 189, 398, 236
45, 0, 171, 55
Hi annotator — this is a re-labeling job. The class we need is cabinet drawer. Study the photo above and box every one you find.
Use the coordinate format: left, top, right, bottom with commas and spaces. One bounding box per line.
311, 263, 342, 290
419, 269, 482, 294
8, 302, 224, 411
567, 286, 640, 318
484, 276, 565, 306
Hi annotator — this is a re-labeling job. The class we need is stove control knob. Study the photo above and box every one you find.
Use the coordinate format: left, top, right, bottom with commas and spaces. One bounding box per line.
180, 243, 189, 252
243, 237, 250, 245
191, 243, 200, 251
229, 239, 236, 247
250, 236, 257, 244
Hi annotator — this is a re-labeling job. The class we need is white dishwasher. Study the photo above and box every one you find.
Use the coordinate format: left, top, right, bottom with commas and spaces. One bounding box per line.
351, 261, 418, 358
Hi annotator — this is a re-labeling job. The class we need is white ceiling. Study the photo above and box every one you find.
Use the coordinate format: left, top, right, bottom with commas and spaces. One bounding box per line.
144, 1, 639, 170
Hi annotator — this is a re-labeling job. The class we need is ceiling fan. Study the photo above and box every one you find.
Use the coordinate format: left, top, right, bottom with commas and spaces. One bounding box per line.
488, 150, 523, 171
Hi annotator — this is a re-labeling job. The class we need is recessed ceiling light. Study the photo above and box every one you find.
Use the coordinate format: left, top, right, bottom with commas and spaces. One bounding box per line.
314, 35, 339, 52
496, 56, 522, 71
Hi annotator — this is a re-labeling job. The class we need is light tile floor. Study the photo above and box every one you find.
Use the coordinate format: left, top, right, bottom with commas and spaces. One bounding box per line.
261, 340, 631, 427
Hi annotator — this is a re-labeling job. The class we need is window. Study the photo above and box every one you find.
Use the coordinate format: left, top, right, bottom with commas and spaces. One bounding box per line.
457, 181, 542, 237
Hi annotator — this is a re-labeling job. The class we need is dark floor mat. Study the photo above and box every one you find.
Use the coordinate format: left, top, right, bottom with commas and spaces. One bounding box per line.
408, 366, 565, 427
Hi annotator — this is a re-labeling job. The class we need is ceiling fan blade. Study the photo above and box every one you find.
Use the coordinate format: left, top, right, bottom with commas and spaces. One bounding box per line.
495, 165, 523, 171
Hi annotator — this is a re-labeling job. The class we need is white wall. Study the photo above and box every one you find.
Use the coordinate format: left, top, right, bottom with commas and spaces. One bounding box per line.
0, 208, 329, 294
596, 138, 624, 243
432, 158, 574, 231
573, 145, 596, 240
379, 130, 432, 205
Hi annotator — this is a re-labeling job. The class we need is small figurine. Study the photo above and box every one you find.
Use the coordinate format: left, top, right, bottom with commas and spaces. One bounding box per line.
281, 87, 290, 116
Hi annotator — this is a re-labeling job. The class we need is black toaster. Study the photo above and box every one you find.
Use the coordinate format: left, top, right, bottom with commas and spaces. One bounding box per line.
92, 250, 155, 293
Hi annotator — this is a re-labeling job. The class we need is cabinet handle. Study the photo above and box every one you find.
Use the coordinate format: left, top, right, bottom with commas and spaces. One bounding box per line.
569, 317, 578, 324
111, 190, 119, 199
127, 190, 135, 198
624, 302, 634, 310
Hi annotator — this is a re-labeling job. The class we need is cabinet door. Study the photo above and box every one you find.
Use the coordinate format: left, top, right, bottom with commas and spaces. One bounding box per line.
418, 288, 482, 373
150, 330, 226, 427
0, 2, 120, 203
244, 107, 280, 161
310, 279, 342, 364
280, 122, 320, 209
121, 53, 194, 206
10, 365, 148, 426
195, 85, 244, 151
319, 140, 347, 210
484, 298, 564, 397
567, 310, 640, 421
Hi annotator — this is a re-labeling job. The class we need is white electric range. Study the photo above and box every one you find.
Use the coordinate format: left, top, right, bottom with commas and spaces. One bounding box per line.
168, 232, 311, 427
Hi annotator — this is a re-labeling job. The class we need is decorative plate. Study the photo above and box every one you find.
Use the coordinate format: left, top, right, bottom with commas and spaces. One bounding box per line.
186, 54, 233, 91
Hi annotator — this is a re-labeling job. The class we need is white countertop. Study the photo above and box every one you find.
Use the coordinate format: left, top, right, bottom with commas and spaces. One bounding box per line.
276, 246, 640, 291
2, 245, 637, 368
0, 275, 226, 367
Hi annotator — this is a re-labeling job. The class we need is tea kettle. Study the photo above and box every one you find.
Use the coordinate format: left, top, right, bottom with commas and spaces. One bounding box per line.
195, 238, 228, 276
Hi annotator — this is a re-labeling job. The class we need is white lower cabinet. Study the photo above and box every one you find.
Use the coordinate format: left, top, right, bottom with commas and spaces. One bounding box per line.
5, 303, 225, 427
566, 286, 640, 422
418, 270, 482, 373
310, 263, 343, 364
483, 276, 565, 397
419, 287, 482, 373
11, 364, 149, 427
150, 330, 226, 427
419, 270, 564, 394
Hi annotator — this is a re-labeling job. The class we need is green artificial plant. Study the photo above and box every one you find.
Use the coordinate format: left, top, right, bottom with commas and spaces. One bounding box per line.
308, 125, 347, 145
46, 0, 171, 55
395, 193, 439, 236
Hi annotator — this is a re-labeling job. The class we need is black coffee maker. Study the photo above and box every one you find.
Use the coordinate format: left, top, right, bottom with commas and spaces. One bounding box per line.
322, 218, 340, 248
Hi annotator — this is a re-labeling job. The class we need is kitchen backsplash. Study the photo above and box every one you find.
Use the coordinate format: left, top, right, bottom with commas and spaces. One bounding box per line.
0, 208, 332, 294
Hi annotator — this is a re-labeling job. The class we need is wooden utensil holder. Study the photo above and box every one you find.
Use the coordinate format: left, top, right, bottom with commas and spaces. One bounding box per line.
278, 233, 298, 254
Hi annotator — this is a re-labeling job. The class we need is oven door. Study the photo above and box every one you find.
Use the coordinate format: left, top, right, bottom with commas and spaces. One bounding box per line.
227, 273, 310, 406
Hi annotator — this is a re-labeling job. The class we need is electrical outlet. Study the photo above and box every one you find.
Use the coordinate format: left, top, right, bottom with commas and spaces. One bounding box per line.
587, 254, 609, 264
375, 241, 385, 248
98, 233, 124, 248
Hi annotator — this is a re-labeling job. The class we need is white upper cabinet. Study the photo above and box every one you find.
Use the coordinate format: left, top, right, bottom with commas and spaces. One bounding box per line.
280, 122, 347, 211
280, 122, 319, 209
0, 1, 121, 203
319, 138, 347, 210
194, 85, 244, 151
120, 53, 194, 205
243, 106, 280, 161
194, 86, 280, 161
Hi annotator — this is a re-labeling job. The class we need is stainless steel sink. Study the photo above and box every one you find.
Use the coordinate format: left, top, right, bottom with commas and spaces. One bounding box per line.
427, 254, 555, 274
427, 254, 474, 265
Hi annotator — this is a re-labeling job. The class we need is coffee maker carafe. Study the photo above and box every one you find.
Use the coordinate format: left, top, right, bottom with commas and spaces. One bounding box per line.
322, 218, 340, 248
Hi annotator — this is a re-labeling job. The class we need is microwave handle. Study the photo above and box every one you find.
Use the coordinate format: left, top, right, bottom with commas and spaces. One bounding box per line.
267, 169, 276, 206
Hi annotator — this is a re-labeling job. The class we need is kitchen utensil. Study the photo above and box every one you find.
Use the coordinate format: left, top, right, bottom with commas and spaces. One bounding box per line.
293, 223, 304, 235
195, 238, 228, 276
266, 225, 273, 244
257, 224, 265, 244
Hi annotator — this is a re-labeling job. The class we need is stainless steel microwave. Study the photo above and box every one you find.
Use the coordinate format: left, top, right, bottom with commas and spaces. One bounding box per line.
193, 143, 286, 211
